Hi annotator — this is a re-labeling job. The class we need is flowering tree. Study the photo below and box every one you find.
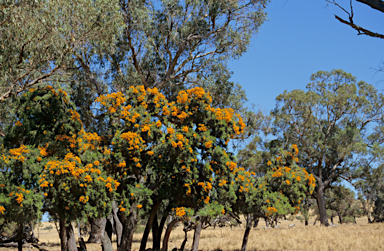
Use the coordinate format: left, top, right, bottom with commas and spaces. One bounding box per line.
1, 87, 119, 251
0, 146, 43, 251
95, 85, 245, 251
231, 145, 316, 251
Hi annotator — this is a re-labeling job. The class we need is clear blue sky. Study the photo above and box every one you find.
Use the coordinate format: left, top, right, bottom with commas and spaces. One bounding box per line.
228, 0, 384, 113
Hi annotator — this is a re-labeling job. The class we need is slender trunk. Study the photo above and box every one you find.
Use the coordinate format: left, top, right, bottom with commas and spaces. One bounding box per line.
161, 218, 180, 251
154, 213, 167, 250
139, 201, 161, 251
316, 184, 329, 226
330, 217, 334, 224
17, 222, 23, 251
151, 214, 160, 250
241, 214, 253, 251
368, 211, 373, 223
305, 219, 308, 226
118, 209, 138, 251
112, 201, 123, 246
179, 229, 188, 251
337, 212, 343, 224
87, 218, 107, 243
191, 221, 202, 251
313, 219, 317, 226
253, 218, 259, 228
264, 218, 269, 227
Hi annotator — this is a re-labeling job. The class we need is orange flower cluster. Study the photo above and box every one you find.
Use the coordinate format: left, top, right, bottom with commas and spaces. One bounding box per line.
174, 207, 186, 217
9, 145, 29, 163
0, 206, 5, 214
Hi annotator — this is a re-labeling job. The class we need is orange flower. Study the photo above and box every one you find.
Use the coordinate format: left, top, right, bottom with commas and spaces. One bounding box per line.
136, 204, 142, 209
0, 206, 5, 214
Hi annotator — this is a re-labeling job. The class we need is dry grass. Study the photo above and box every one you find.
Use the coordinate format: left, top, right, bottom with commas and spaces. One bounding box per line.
1, 217, 383, 251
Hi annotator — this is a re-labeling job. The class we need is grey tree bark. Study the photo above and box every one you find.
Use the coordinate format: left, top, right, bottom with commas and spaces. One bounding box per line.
87, 218, 107, 243
191, 221, 202, 251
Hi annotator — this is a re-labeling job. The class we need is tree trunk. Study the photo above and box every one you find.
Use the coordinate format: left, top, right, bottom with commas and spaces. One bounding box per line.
152, 214, 160, 250
337, 212, 343, 224
179, 229, 188, 251
191, 221, 202, 251
112, 201, 123, 247
316, 185, 329, 226
139, 201, 161, 251
67, 222, 78, 251
241, 214, 253, 251
253, 218, 259, 228
87, 218, 107, 243
59, 218, 68, 251
59, 218, 77, 251
154, 213, 167, 250
79, 237, 87, 251
330, 217, 334, 224
161, 218, 180, 251
118, 208, 138, 251
101, 231, 113, 251
17, 222, 23, 251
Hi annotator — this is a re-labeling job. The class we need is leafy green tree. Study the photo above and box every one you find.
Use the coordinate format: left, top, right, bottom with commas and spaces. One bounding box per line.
270, 69, 384, 226
324, 185, 362, 224
233, 145, 315, 251
0, 0, 123, 137
1, 87, 118, 251
0, 146, 43, 251
94, 85, 246, 251
354, 164, 384, 222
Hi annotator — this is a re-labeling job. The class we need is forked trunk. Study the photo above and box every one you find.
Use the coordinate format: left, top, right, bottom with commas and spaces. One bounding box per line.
87, 218, 107, 243
316, 184, 329, 226
153, 213, 167, 250
241, 214, 253, 251
118, 209, 138, 251
191, 221, 202, 251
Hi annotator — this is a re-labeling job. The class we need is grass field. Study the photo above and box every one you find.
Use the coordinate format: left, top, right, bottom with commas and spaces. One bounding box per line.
1, 216, 383, 251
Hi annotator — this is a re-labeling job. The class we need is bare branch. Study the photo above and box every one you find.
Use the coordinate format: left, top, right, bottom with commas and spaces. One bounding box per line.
334, 14, 384, 39
357, 0, 384, 13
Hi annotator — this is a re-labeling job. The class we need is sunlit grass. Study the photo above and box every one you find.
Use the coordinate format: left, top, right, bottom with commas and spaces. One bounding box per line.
1, 217, 383, 251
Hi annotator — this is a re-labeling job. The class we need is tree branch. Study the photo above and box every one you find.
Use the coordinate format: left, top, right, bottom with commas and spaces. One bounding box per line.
357, 0, 384, 13
334, 14, 384, 39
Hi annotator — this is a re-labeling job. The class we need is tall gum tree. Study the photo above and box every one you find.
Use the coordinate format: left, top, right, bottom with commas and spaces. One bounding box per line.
270, 69, 384, 226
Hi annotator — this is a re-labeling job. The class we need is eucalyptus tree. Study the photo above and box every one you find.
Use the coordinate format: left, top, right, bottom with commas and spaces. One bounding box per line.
354, 164, 384, 222
270, 69, 384, 226
0, 0, 123, 136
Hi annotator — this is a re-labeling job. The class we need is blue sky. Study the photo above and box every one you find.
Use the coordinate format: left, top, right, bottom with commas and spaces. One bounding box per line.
228, 0, 384, 113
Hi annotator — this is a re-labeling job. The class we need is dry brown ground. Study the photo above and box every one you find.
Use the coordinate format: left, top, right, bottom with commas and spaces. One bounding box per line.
1, 216, 383, 251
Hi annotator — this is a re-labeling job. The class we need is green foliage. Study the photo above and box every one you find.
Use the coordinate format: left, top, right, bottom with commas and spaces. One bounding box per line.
232, 145, 316, 223
324, 185, 362, 223
355, 164, 384, 222
0, 0, 123, 101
